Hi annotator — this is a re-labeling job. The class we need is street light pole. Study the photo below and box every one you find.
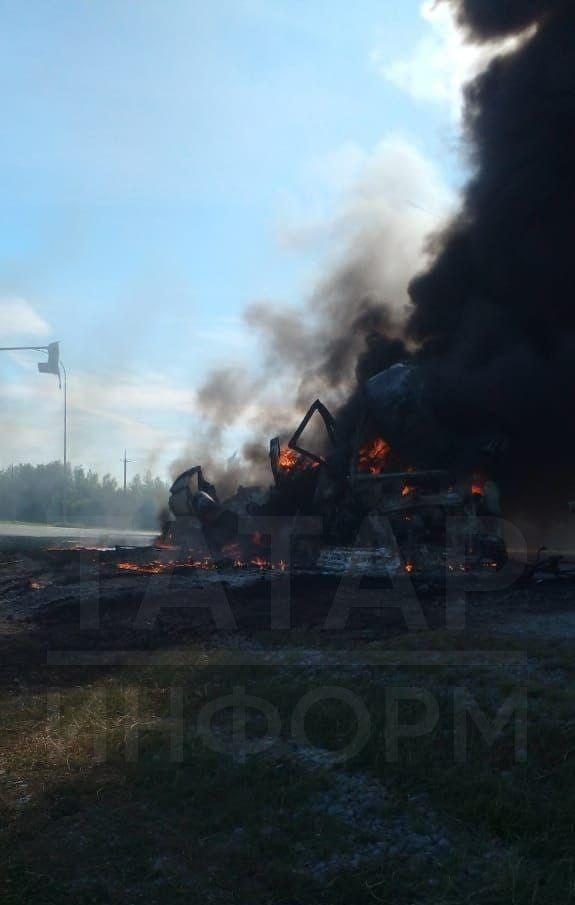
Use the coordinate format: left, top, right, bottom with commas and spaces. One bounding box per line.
0, 345, 55, 353
0, 342, 67, 518
57, 360, 68, 523
60, 361, 67, 472
0, 342, 64, 463
0, 342, 68, 518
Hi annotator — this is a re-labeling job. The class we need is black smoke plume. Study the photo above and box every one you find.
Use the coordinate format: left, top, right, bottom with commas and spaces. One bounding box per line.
405, 0, 575, 516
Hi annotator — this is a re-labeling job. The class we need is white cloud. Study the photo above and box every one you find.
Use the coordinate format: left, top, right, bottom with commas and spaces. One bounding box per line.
196, 315, 254, 351
280, 134, 455, 288
0, 368, 194, 415
0, 363, 196, 477
0, 298, 51, 340
309, 141, 370, 194
71, 372, 195, 416
373, 1, 532, 118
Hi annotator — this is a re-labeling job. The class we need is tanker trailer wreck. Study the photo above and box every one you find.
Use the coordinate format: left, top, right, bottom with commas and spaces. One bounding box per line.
164, 363, 507, 571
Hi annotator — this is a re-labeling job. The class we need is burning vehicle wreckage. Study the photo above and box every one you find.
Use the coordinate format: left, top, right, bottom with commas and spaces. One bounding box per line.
162, 362, 507, 575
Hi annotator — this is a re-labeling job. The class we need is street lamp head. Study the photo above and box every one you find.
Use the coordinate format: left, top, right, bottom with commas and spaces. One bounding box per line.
38, 342, 60, 380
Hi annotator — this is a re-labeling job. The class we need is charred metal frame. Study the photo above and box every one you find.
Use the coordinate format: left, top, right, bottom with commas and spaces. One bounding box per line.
169, 466, 218, 501
287, 399, 337, 465
269, 437, 282, 483
269, 400, 337, 484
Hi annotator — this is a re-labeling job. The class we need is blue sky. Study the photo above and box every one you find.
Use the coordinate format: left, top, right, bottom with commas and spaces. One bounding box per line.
0, 0, 490, 480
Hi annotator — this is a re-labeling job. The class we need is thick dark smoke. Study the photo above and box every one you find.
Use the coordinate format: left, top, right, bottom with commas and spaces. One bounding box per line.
404, 0, 575, 516
450, 0, 564, 40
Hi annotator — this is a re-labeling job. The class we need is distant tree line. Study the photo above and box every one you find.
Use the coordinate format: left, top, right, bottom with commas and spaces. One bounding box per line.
0, 462, 169, 529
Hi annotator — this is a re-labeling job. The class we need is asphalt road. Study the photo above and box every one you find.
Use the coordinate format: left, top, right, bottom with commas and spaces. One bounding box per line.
0, 522, 157, 549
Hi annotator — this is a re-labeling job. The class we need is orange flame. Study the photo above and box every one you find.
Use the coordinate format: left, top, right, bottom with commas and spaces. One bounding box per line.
278, 448, 320, 473
405, 562, 415, 574
402, 484, 417, 498
117, 556, 281, 575
278, 448, 298, 470
358, 438, 392, 475
154, 539, 178, 551
117, 559, 215, 575
471, 474, 485, 497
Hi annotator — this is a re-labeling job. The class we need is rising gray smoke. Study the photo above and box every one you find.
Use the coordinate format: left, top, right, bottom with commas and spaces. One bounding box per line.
171, 366, 260, 498
176, 138, 450, 494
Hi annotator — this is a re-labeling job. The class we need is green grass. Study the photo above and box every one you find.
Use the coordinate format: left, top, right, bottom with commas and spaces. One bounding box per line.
1, 628, 575, 903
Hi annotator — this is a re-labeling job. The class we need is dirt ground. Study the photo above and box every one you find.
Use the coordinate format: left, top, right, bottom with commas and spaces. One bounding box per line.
1, 545, 575, 904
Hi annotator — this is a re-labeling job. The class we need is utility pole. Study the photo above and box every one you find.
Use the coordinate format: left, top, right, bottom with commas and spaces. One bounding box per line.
121, 450, 133, 492
10, 463, 15, 521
